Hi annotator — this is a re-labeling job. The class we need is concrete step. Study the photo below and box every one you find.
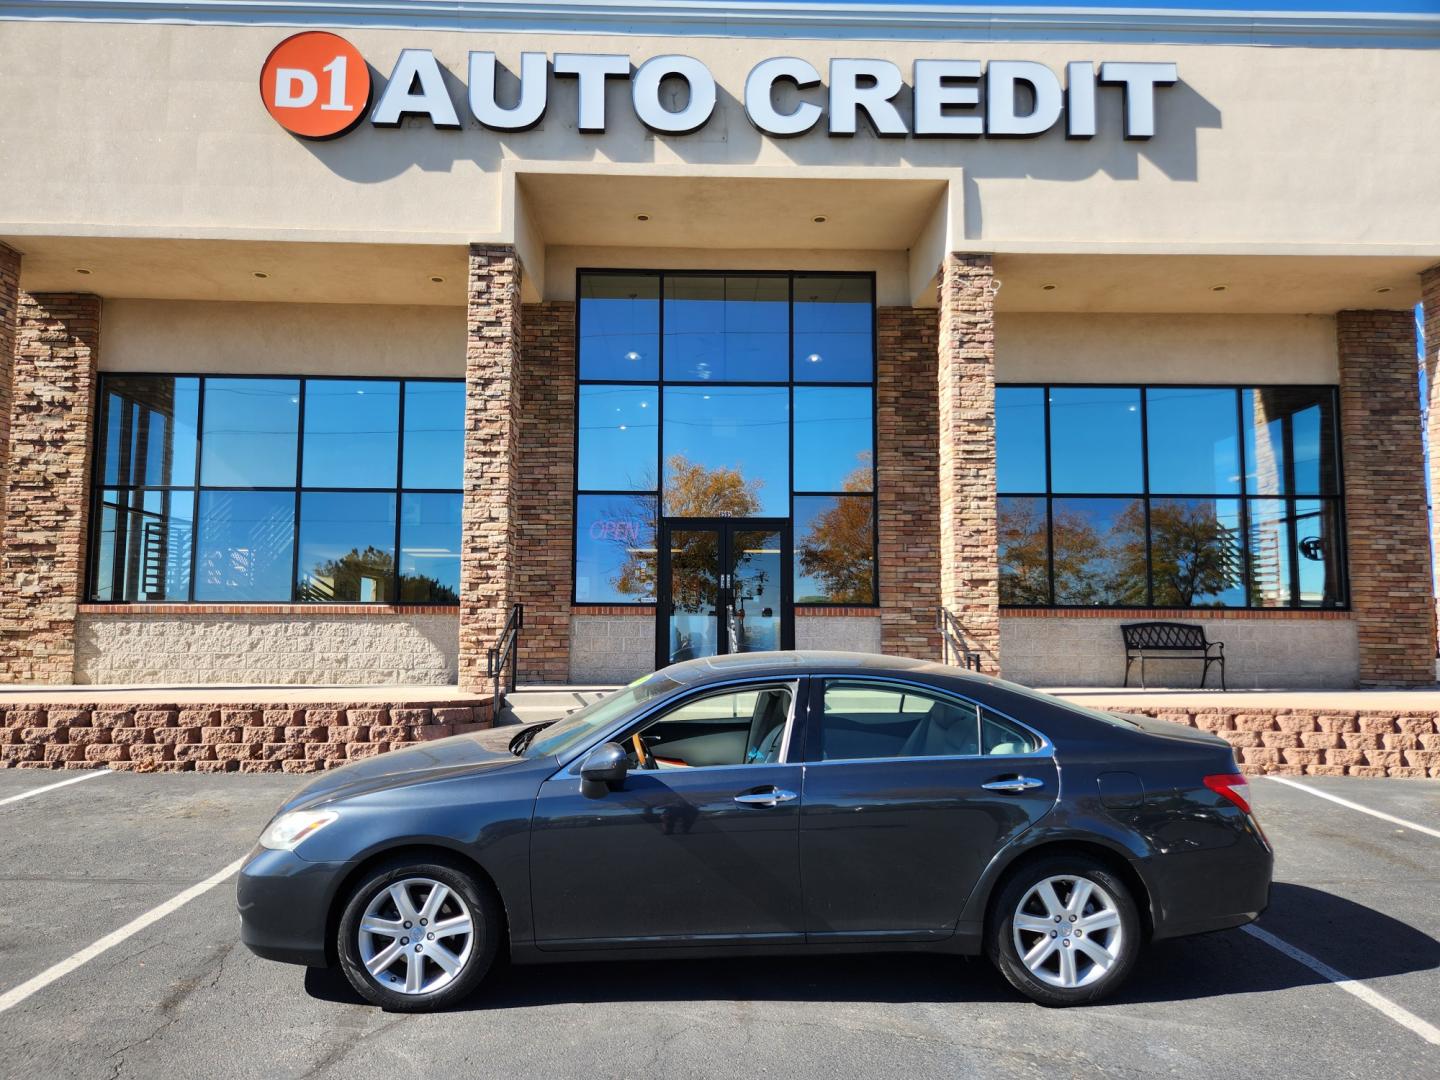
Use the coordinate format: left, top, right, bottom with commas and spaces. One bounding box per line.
494, 685, 620, 727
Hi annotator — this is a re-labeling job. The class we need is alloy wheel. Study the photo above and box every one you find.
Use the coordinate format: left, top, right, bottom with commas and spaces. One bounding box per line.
357, 876, 475, 995
1011, 874, 1124, 989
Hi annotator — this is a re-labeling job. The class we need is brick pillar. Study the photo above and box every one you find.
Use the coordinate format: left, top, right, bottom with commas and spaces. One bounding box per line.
936, 254, 1000, 674
515, 301, 575, 683
459, 246, 523, 692
877, 307, 942, 659
0, 293, 101, 684
0, 243, 19, 534
1422, 265, 1440, 640
1337, 309, 1435, 687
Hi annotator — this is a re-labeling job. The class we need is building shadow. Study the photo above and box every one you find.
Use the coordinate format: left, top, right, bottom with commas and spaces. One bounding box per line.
303, 881, 1437, 1011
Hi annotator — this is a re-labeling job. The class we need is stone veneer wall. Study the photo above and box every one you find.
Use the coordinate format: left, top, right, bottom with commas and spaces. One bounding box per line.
459, 246, 522, 691
936, 254, 1000, 674
516, 302, 575, 683
1001, 613, 1359, 689
1336, 310, 1436, 686
0, 698, 492, 771
0, 243, 18, 533
876, 307, 942, 660
0, 293, 101, 683
74, 611, 459, 685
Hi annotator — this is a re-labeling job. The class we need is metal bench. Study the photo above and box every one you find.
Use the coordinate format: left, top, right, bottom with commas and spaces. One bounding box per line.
1121, 622, 1226, 690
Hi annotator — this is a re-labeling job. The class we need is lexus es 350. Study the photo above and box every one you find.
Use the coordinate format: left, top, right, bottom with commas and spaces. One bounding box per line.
237, 651, 1272, 1010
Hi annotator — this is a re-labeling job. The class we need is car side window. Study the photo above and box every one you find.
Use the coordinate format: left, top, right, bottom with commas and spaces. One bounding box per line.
981, 709, 1041, 756
625, 684, 795, 771
814, 680, 980, 762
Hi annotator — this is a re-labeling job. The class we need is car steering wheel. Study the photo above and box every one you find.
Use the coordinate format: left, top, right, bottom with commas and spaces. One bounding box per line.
631, 732, 656, 770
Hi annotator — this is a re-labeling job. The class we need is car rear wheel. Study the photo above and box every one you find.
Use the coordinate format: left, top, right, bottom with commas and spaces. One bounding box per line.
337, 857, 500, 1011
988, 855, 1141, 1007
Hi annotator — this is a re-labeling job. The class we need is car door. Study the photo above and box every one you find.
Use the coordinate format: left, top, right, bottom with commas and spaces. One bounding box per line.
529, 680, 806, 949
798, 677, 1057, 943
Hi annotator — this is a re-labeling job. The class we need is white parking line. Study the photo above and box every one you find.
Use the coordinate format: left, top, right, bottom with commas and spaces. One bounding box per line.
0, 855, 246, 1016
0, 769, 111, 806
1261, 775, 1440, 840
1242, 924, 1440, 1046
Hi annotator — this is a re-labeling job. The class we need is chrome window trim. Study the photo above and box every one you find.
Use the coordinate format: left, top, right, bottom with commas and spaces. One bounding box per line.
806, 673, 1054, 764
560, 675, 803, 774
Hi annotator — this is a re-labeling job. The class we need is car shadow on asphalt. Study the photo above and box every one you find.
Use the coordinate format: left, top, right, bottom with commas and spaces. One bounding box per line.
302, 882, 1439, 1012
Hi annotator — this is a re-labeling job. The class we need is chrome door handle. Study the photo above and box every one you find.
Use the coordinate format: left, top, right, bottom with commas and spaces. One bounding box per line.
982, 776, 1045, 793
733, 789, 798, 807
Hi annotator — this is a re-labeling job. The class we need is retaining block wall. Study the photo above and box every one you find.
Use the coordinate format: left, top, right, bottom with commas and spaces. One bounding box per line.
0, 700, 493, 772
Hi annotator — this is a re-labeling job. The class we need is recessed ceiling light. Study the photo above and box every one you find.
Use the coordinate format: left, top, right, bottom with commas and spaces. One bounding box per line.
74, 267, 92, 276
812, 215, 828, 224
430, 275, 445, 284
635, 213, 650, 222
252, 271, 270, 280
1210, 284, 1228, 292
1041, 283, 1057, 291
1375, 286, 1393, 294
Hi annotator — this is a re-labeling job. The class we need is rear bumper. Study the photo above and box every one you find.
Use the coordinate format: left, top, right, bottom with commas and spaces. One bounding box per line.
237, 847, 349, 967
1146, 832, 1273, 942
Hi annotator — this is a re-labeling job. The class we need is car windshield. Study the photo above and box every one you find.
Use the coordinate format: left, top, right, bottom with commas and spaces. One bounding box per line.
517, 672, 683, 760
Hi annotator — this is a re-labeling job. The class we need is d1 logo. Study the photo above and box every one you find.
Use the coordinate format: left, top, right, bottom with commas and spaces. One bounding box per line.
260, 31, 371, 139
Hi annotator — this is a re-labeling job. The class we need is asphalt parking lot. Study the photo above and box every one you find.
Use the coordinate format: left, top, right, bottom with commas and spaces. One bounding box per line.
0, 768, 1437, 1080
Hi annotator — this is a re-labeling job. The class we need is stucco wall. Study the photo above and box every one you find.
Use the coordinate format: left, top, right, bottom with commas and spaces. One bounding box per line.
570, 615, 654, 684
2, 20, 1437, 255
101, 299, 464, 376
74, 613, 459, 685
999, 615, 1359, 689
795, 615, 884, 654
995, 312, 1338, 385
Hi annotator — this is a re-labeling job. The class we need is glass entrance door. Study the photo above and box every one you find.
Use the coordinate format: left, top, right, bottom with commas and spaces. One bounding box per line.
658, 519, 793, 668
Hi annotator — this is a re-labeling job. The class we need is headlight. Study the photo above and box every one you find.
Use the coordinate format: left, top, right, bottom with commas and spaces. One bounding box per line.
259, 809, 339, 851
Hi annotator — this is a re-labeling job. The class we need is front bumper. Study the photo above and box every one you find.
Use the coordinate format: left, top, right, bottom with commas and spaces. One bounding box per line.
237, 847, 350, 967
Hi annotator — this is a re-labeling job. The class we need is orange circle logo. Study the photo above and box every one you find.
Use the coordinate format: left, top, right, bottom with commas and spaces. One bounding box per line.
260, 32, 371, 139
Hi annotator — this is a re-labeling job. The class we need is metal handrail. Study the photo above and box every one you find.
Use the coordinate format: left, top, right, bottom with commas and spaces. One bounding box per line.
937, 606, 982, 672
486, 602, 524, 710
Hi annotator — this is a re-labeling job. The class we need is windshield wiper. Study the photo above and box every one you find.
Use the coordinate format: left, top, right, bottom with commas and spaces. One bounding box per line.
508, 721, 555, 756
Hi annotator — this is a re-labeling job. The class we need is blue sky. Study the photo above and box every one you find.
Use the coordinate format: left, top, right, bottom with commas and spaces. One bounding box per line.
826, 0, 1440, 11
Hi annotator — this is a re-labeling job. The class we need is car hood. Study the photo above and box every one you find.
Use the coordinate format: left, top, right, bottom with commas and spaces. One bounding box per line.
279, 725, 527, 813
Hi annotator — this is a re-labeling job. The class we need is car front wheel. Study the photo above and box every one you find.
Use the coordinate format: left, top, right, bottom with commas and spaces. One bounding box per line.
336, 857, 500, 1011
988, 856, 1141, 1007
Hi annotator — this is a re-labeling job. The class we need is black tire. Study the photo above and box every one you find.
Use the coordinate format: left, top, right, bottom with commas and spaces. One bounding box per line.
336, 856, 501, 1012
987, 855, 1141, 1007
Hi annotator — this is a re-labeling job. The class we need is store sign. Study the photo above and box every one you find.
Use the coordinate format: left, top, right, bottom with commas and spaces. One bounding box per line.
261, 31, 1178, 142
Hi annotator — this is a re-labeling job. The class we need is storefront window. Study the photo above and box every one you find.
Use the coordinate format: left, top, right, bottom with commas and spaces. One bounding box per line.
663, 275, 788, 382
998, 384, 1345, 609
1049, 387, 1142, 494
577, 385, 659, 491
578, 274, 660, 381
794, 495, 874, 604
574, 270, 877, 607
574, 493, 658, 604
301, 379, 400, 489
88, 375, 464, 604
793, 276, 873, 383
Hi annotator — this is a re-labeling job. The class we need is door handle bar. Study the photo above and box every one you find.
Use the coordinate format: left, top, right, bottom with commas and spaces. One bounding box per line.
733, 790, 798, 807
981, 776, 1045, 793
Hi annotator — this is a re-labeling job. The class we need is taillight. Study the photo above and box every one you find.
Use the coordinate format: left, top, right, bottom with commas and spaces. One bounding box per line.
1204, 773, 1252, 814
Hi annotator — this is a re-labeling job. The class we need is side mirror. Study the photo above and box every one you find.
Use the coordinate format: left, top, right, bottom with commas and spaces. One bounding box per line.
580, 741, 629, 797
